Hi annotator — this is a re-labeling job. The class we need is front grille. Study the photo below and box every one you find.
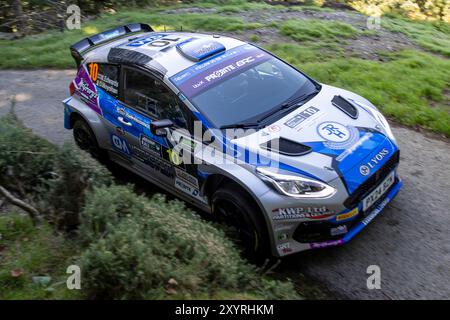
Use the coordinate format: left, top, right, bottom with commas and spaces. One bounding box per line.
344, 150, 400, 209
293, 221, 342, 243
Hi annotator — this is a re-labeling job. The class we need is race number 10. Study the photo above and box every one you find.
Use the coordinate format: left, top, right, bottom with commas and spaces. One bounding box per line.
88, 63, 99, 82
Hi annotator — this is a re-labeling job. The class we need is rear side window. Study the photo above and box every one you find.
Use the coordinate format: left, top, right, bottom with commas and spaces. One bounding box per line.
122, 68, 188, 128
87, 62, 119, 98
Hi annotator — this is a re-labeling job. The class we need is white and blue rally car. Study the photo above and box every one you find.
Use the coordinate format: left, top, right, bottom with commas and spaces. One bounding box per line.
63, 23, 402, 258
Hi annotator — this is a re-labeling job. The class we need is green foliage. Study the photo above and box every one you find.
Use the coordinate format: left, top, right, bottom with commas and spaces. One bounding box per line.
0, 113, 113, 228
0, 114, 299, 299
0, 113, 57, 195
80, 185, 298, 299
279, 19, 360, 42
383, 16, 450, 57
43, 143, 113, 230
0, 212, 79, 299
0, 10, 262, 69
270, 44, 450, 136
348, 0, 449, 22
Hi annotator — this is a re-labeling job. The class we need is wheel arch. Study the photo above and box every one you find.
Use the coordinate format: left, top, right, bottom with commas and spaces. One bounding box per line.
201, 170, 277, 256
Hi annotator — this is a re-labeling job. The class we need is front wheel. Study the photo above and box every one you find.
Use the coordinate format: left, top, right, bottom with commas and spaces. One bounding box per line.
212, 183, 270, 261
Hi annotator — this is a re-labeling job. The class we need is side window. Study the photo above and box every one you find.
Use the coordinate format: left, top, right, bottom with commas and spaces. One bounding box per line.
88, 62, 119, 98
122, 68, 188, 129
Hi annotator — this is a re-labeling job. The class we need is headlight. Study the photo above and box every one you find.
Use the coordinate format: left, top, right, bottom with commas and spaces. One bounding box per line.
256, 167, 336, 198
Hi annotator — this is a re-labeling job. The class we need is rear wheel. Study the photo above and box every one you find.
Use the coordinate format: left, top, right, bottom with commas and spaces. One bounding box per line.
73, 117, 105, 160
212, 183, 270, 261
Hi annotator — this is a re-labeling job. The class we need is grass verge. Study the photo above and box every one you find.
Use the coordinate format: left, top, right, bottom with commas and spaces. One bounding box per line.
269, 44, 450, 136
382, 15, 450, 57
0, 10, 262, 69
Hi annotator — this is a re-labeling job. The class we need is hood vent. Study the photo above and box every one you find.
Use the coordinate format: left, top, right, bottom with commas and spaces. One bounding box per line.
332, 95, 358, 119
260, 138, 312, 156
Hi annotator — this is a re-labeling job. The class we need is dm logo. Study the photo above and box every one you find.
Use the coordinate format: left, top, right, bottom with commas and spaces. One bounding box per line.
317, 122, 359, 150
111, 134, 131, 156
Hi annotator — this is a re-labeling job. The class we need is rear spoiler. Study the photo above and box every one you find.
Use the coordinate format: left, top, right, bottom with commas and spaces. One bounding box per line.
70, 23, 153, 67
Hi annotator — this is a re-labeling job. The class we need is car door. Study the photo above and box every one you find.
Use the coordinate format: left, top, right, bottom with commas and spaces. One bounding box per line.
118, 66, 205, 201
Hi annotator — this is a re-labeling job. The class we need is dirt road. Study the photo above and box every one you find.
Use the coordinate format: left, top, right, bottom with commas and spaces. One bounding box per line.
1, 69, 449, 299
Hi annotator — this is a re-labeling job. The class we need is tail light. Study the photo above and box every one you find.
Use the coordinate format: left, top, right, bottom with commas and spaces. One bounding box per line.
69, 81, 75, 96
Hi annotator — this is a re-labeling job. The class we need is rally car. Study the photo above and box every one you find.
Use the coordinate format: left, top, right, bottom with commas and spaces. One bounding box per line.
63, 23, 402, 258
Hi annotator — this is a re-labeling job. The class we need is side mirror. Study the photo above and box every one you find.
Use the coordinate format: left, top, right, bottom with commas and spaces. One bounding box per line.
150, 119, 174, 137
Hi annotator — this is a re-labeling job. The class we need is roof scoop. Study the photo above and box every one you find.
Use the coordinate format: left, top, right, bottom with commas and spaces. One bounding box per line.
331, 95, 359, 119
176, 38, 226, 62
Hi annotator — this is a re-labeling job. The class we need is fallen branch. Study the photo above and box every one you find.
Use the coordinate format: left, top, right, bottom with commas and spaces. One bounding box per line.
0, 185, 41, 225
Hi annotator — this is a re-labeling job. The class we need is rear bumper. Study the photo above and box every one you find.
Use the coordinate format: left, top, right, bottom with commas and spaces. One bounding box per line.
307, 178, 403, 249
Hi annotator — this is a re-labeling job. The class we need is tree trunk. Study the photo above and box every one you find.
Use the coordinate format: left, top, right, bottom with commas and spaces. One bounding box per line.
12, 0, 26, 37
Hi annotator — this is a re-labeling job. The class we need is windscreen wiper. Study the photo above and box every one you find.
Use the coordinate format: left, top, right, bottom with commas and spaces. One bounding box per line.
220, 121, 260, 130
256, 90, 320, 124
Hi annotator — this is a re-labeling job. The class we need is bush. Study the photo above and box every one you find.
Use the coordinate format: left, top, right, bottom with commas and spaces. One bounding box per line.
80, 185, 298, 299
0, 113, 57, 196
0, 113, 112, 229
0, 113, 299, 300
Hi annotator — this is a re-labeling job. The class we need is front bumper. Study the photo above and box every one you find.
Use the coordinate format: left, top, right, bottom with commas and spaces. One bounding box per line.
308, 178, 402, 249
268, 176, 402, 257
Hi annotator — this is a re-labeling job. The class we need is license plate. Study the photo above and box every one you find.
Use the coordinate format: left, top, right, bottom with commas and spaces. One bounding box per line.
362, 171, 395, 211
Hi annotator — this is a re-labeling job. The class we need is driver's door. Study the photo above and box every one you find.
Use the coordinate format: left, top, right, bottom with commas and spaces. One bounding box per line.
119, 66, 200, 196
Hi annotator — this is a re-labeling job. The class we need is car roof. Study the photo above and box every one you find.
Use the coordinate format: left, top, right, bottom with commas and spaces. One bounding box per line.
82, 31, 248, 78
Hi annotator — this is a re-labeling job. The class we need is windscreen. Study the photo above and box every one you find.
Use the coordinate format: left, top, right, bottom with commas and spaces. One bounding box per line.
170, 44, 316, 128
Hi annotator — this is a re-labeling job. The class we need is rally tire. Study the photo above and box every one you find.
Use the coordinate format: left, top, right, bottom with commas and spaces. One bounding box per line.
212, 183, 271, 261
72, 117, 106, 161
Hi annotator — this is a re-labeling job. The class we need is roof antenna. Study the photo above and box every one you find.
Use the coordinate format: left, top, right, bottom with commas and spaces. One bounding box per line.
164, 25, 166, 32
180, 25, 183, 32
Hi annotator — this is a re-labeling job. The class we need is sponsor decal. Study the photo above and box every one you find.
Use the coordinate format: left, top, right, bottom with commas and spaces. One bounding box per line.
336, 207, 359, 222
127, 34, 166, 47
73, 65, 101, 115
284, 106, 320, 129
267, 124, 280, 133
175, 178, 207, 203
111, 134, 131, 156
96, 73, 119, 96
140, 134, 162, 156
272, 206, 334, 221
335, 133, 373, 162
359, 148, 389, 176
170, 45, 270, 98
277, 242, 292, 254
116, 107, 150, 129
130, 145, 174, 178
330, 225, 348, 236
175, 167, 199, 188
317, 121, 359, 150
362, 211, 377, 226
178, 39, 226, 61
310, 239, 344, 249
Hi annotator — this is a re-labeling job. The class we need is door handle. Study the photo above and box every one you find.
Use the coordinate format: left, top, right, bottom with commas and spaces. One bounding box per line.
117, 116, 132, 127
